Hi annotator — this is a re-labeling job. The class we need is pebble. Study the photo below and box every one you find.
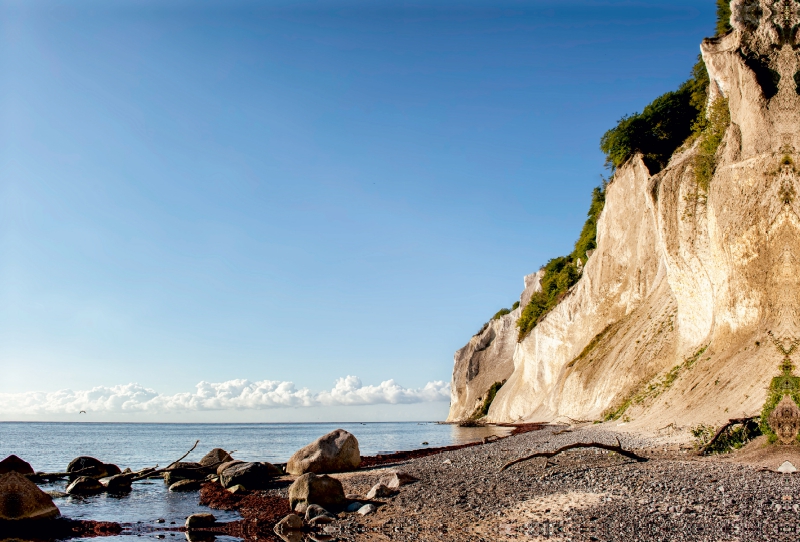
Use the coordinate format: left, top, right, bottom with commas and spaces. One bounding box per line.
357, 504, 377, 516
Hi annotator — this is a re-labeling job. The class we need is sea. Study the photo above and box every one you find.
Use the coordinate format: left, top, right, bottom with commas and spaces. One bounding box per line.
0, 422, 511, 539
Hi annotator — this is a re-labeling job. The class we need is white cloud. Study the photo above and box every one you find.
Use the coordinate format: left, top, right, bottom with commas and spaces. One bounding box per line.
0, 377, 450, 415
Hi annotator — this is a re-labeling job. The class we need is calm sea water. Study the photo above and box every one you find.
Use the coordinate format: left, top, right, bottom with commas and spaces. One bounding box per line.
0, 421, 510, 536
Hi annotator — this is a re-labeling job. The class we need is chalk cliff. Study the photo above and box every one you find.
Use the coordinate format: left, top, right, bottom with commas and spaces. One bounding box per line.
448, 0, 800, 428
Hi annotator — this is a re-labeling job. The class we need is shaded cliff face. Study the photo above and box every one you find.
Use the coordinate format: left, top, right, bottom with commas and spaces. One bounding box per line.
450, 2, 800, 427
446, 272, 541, 422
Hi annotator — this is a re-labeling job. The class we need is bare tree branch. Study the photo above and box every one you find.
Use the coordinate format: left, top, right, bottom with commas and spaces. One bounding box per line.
500, 441, 648, 472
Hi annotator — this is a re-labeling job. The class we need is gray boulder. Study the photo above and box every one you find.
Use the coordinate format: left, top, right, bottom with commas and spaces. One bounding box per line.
288, 473, 346, 511
199, 448, 233, 467
219, 461, 280, 489
66, 476, 105, 495
286, 429, 360, 475
66, 457, 119, 480
102, 474, 132, 493
0, 471, 60, 520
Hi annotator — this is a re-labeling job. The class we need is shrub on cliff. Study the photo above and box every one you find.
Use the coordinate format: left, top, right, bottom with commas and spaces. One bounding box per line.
600, 1, 729, 174
516, 185, 605, 341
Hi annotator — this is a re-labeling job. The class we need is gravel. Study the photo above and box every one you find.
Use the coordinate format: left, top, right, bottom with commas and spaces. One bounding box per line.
303, 426, 800, 541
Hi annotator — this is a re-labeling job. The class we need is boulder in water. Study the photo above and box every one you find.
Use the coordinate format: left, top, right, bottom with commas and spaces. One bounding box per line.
66, 476, 105, 496
102, 474, 132, 493
164, 462, 205, 485
288, 473, 345, 511
169, 479, 203, 492
0, 471, 60, 520
199, 448, 233, 467
0, 455, 34, 476
219, 462, 280, 490
66, 457, 119, 480
286, 429, 360, 475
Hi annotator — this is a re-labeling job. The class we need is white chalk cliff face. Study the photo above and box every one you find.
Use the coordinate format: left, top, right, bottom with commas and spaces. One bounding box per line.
448, 1, 800, 427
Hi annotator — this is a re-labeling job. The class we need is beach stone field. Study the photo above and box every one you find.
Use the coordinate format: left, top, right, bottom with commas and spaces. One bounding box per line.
6, 425, 800, 541
206, 426, 800, 541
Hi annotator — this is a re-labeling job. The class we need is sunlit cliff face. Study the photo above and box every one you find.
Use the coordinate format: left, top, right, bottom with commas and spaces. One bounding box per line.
696, 0, 800, 348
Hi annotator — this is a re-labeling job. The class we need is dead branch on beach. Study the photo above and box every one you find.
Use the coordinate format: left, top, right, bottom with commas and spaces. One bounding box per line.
499, 438, 648, 472
129, 439, 201, 481
697, 416, 759, 456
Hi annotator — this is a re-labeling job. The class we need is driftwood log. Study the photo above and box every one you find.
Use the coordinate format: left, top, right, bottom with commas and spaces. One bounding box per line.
697, 416, 759, 456
499, 439, 648, 472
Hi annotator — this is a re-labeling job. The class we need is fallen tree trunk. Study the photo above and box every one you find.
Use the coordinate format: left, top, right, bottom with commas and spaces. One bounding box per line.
697, 416, 759, 456
499, 439, 648, 472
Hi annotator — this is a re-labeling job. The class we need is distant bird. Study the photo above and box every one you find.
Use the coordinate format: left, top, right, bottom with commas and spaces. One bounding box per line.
79, 411, 86, 414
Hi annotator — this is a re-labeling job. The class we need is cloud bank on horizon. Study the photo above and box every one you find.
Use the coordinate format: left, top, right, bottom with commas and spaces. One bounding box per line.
0, 376, 450, 415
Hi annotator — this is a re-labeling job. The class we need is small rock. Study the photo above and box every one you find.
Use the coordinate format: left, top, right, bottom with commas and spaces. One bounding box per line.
379, 471, 418, 489
0, 455, 34, 475
357, 504, 377, 516
346, 493, 361, 500
170, 479, 203, 492
66, 476, 105, 496
305, 504, 332, 521
185, 513, 216, 529
442, 459, 452, 465
309, 515, 334, 525
155, 518, 166, 523
227, 484, 246, 494
778, 461, 797, 473
274, 513, 304, 532
286, 429, 361, 475
345, 501, 363, 512
365, 483, 394, 500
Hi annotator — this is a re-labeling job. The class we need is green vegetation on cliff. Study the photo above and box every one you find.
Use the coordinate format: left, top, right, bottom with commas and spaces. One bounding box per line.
600, 1, 730, 174
516, 184, 605, 341
471, 380, 504, 419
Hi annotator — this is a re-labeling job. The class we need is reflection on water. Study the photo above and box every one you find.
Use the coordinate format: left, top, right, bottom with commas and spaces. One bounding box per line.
37, 476, 241, 526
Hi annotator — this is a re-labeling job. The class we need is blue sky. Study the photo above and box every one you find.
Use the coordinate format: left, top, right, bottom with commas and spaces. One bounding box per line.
0, 0, 716, 421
